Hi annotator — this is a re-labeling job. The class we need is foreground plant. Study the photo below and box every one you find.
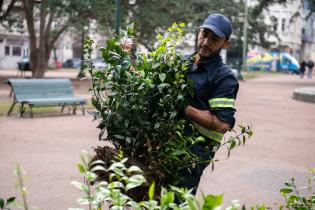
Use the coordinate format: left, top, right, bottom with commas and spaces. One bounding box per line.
70, 152, 244, 210
279, 168, 315, 210
0, 197, 15, 210
7, 156, 314, 210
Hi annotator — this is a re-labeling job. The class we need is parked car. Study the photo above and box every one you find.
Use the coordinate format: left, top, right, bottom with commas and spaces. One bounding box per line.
63, 58, 81, 69
92, 58, 107, 70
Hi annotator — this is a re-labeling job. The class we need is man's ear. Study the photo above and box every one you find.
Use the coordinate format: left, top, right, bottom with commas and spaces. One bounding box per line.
223, 39, 231, 49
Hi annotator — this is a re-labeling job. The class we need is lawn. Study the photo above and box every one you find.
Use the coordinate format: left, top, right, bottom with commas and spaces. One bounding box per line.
0, 101, 94, 117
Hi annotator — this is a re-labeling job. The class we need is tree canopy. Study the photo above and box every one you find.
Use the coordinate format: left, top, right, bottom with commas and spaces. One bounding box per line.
1, 0, 289, 77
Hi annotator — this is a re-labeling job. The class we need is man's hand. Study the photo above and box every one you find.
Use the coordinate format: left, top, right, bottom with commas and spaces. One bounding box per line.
184, 105, 230, 133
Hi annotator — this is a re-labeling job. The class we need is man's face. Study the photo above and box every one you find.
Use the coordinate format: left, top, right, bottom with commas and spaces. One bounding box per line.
197, 28, 230, 58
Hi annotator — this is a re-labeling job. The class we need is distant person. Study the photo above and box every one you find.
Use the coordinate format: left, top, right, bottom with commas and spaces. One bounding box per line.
121, 37, 138, 74
121, 38, 137, 64
307, 60, 314, 79
299, 60, 307, 78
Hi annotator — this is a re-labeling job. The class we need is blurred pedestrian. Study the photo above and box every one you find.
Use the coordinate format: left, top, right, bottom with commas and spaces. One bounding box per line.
300, 60, 307, 78
121, 37, 139, 74
121, 37, 137, 64
307, 59, 314, 79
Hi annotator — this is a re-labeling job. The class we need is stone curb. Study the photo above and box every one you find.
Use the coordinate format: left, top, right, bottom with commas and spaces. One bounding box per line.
293, 86, 315, 103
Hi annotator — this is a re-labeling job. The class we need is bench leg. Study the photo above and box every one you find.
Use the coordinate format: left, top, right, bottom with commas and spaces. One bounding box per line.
81, 104, 85, 115
72, 105, 77, 115
29, 105, 33, 118
20, 103, 25, 117
7, 102, 16, 116
61, 105, 65, 113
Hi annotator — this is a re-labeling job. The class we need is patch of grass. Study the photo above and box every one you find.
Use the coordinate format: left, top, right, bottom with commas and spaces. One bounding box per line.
0, 101, 94, 116
0, 103, 59, 116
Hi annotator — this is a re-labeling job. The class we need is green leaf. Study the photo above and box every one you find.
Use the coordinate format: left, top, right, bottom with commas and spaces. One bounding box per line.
90, 160, 106, 166
71, 181, 89, 193
77, 164, 86, 173
229, 141, 236, 150
108, 181, 124, 189
158, 83, 170, 92
288, 195, 299, 202
170, 111, 177, 119
126, 137, 131, 144
124, 119, 129, 128
154, 123, 160, 129
113, 135, 125, 140
126, 175, 146, 191
160, 190, 175, 207
91, 165, 106, 172
152, 63, 160, 69
6, 197, 16, 204
0, 198, 4, 208
159, 73, 166, 82
197, 136, 205, 142
148, 181, 155, 200
127, 166, 143, 174
202, 194, 223, 210
280, 188, 293, 194
249, 129, 253, 137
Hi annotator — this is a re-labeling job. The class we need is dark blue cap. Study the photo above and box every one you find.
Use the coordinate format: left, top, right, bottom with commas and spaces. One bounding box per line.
200, 14, 233, 39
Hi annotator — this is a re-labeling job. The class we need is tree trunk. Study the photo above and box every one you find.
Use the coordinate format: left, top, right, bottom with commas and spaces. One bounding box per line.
22, 0, 75, 78
32, 1, 47, 78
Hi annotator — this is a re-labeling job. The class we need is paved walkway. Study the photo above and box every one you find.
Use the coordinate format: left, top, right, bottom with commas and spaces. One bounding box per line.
199, 74, 315, 207
0, 73, 315, 209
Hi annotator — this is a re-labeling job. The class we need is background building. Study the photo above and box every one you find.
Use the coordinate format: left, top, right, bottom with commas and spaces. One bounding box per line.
256, 0, 315, 61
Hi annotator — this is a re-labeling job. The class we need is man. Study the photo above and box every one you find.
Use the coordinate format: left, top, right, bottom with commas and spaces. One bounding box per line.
300, 60, 307, 79
307, 59, 314, 79
179, 13, 239, 195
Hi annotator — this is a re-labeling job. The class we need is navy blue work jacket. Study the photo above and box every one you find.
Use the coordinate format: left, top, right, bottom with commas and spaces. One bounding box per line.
186, 54, 239, 130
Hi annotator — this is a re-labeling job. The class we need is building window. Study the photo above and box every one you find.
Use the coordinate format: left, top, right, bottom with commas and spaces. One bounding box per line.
5, 46, 10, 55
273, 18, 278, 31
12, 46, 21, 56
281, 18, 286, 31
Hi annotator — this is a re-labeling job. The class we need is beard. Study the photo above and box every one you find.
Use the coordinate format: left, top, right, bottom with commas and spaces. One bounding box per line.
197, 44, 223, 59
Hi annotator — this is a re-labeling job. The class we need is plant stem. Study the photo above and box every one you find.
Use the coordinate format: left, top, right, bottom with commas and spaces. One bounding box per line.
16, 164, 29, 210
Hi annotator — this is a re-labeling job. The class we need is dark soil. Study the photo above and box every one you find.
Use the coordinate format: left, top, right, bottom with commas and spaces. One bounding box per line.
92, 146, 164, 201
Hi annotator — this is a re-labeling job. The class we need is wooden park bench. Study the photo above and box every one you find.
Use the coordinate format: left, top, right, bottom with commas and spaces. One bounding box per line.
6, 78, 87, 117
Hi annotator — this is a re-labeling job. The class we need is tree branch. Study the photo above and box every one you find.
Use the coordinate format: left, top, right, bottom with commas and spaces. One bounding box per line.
48, 18, 74, 50
0, 0, 18, 21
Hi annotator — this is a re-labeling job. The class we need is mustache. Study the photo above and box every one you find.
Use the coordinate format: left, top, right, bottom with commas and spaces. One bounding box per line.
198, 45, 210, 51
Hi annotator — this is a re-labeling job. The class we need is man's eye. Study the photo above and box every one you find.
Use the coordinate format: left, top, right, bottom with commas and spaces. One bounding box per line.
211, 36, 219, 41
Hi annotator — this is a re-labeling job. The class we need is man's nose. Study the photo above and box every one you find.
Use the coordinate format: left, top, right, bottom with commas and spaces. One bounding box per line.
203, 37, 210, 45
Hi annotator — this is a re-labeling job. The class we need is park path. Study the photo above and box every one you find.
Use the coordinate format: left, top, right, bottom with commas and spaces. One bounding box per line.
199, 74, 315, 208
0, 73, 315, 209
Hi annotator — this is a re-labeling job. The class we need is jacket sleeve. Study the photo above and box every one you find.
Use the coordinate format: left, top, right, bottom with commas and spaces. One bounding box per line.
208, 69, 239, 128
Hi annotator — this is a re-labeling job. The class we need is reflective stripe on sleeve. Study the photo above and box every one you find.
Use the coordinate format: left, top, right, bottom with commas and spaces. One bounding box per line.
193, 122, 224, 142
208, 98, 235, 109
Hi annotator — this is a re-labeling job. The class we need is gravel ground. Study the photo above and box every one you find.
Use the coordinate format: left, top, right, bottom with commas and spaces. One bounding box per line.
0, 72, 315, 209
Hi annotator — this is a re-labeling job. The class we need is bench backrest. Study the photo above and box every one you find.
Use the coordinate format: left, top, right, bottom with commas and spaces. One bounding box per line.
8, 79, 76, 101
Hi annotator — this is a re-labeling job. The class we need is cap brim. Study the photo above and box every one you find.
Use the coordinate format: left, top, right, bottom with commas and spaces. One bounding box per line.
200, 25, 226, 38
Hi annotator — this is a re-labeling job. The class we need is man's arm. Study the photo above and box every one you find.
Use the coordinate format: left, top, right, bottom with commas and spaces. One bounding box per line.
184, 105, 230, 133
